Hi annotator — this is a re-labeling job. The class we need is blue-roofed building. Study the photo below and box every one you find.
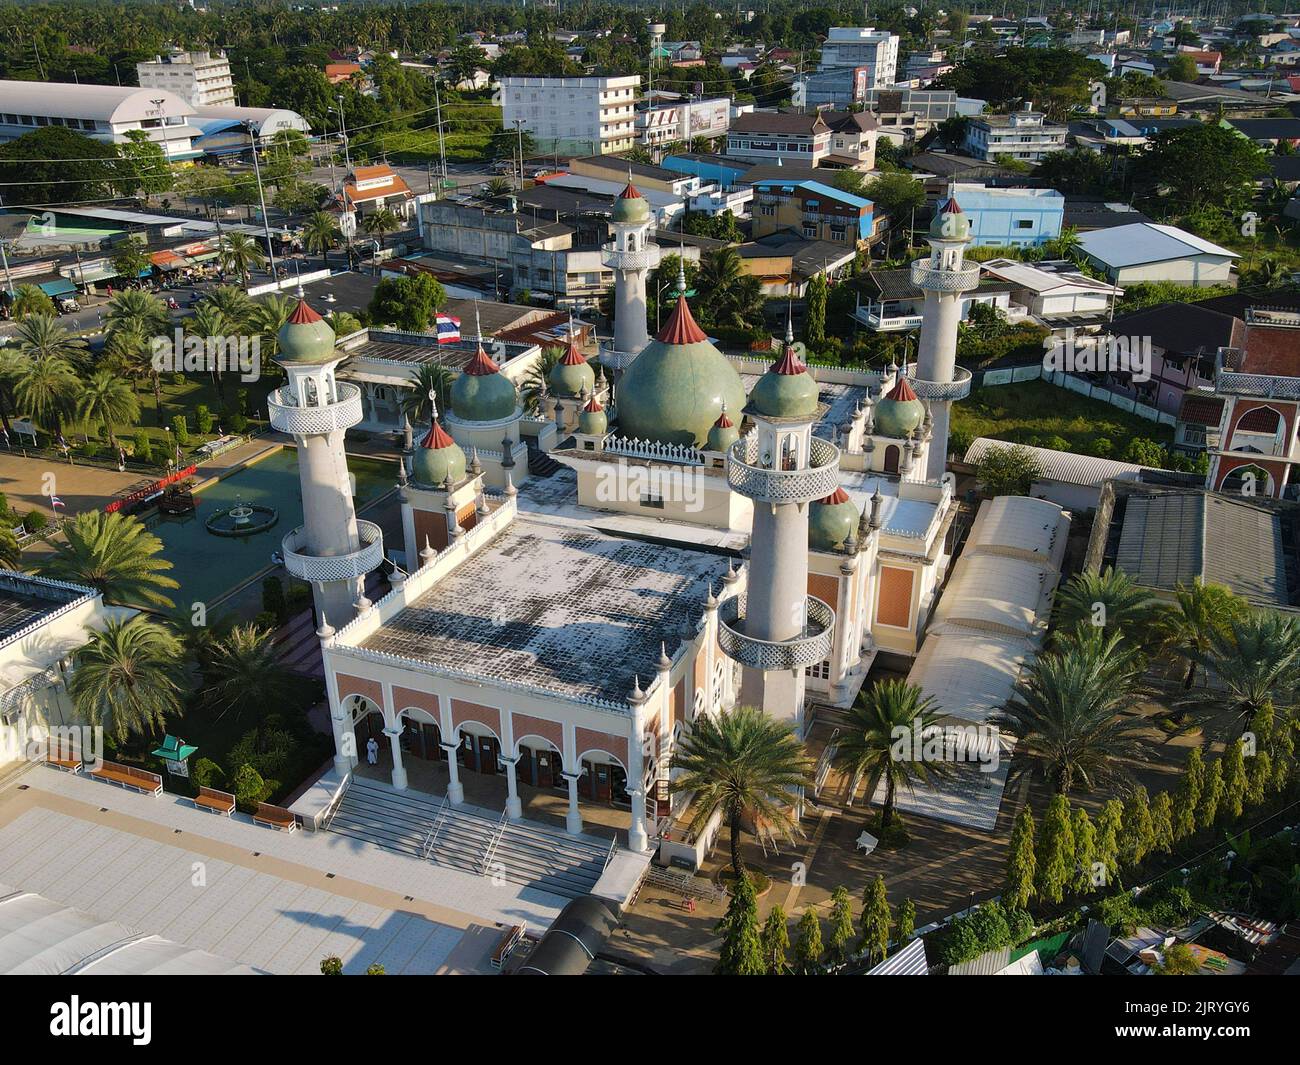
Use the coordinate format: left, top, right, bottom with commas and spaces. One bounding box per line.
947, 183, 1064, 248
751, 177, 875, 248
661, 153, 752, 189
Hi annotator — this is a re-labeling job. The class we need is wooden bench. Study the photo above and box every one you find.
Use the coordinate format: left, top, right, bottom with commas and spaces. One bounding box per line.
253, 802, 298, 832
90, 760, 163, 796
491, 925, 525, 970
46, 754, 83, 774
189, 786, 235, 817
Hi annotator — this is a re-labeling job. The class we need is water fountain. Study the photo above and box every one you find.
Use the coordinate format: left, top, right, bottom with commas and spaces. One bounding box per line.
204, 492, 279, 538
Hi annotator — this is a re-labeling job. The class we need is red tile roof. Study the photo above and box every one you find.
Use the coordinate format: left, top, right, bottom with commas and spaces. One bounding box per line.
886, 376, 918, 402
463, 345, 502, 375
656, 295, 708, 346
288, 298, 323, 324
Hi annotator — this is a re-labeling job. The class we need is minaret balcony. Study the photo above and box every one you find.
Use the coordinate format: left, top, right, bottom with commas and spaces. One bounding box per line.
281, 519, 384, 583
909, 261, 981, 293
598, 341, 643, 370
268, 382, 364, 435
601, 242, 660, 272
717, 595, 835, 672
726, 436, 841, 504
907, 365, 973, 402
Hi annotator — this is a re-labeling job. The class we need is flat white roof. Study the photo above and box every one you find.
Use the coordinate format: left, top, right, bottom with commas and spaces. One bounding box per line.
1077, 222, 1238, 268
840, 471, 941, 540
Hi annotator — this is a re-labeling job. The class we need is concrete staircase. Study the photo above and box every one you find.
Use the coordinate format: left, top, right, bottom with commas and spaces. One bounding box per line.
526, 441, 565, 478
325, 776, 613, 900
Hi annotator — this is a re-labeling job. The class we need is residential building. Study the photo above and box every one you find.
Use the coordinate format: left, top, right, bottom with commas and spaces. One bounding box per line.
978, 258, 1122, 326
946, 183, 1064, 248
338, 164, 415, 224
136, 49, 236, 107
750, 177, 874, 248
820, 110, 878, 170
0, 80, 201, 161
963, 106, 1068, 163
817, 27, 900, 88
634, 95, 730, 148
501, 75, 640, 156
1077, 222, 1238, 287
854, 267, 1020, 333
726, 112, 831, 165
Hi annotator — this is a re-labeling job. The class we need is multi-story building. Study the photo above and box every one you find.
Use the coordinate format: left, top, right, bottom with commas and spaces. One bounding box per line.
750, 177, 874, 249
726, 112, 832, 165
963, 106, 1068, 163
136, 50, 236, 107
817, 27, 900, 88
635, 95, 730, 148
501, 75, 640, 156
946, 183, 1064, 248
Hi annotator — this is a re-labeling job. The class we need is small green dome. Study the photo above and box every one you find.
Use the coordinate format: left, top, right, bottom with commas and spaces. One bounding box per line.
874, 376, 925, 439
809, 487, 860, 551
578, 396, 608, 435
612, 182, 651, 224
749, 342, 819, 419
616, 295, 746, 447
451, 346, 518, 421
276, 298, 337, 364
549, 341, 596, 398
412, 418, 466, 486
706, 406, 739, 452
929, 195, 970, 241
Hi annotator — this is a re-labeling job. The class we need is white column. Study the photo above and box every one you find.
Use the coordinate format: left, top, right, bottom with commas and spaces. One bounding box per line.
386, 722, 407, 790
440, 740, 464, 804
503, 756, 523, 819
563, 771, 583, 835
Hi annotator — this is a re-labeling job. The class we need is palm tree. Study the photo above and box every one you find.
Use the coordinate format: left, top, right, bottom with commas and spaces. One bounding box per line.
69, 616, 184, 741
1053, 567, 1157, 644
669, 704, 812, 880
521, 346, 564, 414
15, 314, 89, 370
1158, 579, 1248, 689
76, 370, 139, 452
11, 284, 55, 321
1046, 225, 1083, 261
9, 354, 80, 434
249, 293, 296, 364
399, 362, 457, 432
698, 246, 743, 308
105, 288, 169, 341
186, 303, 230, 406
836, 678, 956, 830
101, 324, 164, 423
202, 285, 253, 332
38, 510, 179, 608
1185, 611, 1300, 734
0, 526, 22, 570
994, 631, 1149, 794
301, 211, 340, 266
361, 207, 401, 248
217, 232, 266, 283
483, 177, 512, 198
201, 623, 295, 745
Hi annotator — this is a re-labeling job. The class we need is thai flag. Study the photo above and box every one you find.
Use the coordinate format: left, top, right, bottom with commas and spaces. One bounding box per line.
435, 315, 461, 344
50, 496, 66, 509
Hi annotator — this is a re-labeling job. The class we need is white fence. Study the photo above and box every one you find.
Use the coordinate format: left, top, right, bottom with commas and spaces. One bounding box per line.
975, 363, 1178, 427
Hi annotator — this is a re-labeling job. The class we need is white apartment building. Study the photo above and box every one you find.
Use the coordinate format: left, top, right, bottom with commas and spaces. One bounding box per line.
136, 50, 237, 107
635, 96, 731, 147
817, 27, 899, 88
963, 106, 1068, 163
501, 75, 640, 156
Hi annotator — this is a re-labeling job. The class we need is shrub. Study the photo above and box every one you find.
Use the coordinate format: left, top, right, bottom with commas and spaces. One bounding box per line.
262, 575, 286, 622
231, 763, 266, 814
80, 441, 100, 460
229, 413, 248, 434
132, 431, 153, 464
1098, 892, 1143, 936
195, 404, 213, 436
253, 610, 279, 631
937, 901, 1020, 965
320, 956, 344, 975
24, 510, 46, 532
190, 758, 225, 790
171, 372, 185, 387
171, 414, 190, 447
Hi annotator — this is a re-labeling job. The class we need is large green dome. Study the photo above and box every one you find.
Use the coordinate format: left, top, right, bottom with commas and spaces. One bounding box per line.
276, 298, 337, 364
616, 296, 746, 447
929, 195, 970, 241
875, 376, 925, 439
612, 182, 651, 224
549, 339, 596, 398
749, 339, 819, 419
451, 345, 518, 421
809, 487, 860, 551
412, 417, 466, 486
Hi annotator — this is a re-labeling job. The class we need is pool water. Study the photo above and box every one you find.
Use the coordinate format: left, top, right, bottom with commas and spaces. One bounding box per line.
146, 448, 397, 613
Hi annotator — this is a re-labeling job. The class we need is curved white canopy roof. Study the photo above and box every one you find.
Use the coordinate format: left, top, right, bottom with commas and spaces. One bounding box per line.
0, 80, 196, 123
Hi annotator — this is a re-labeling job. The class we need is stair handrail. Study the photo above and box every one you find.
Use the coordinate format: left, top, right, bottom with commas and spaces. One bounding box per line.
421, 794, 450, 860
478, 806, 510, 876
602, 835, 618, 870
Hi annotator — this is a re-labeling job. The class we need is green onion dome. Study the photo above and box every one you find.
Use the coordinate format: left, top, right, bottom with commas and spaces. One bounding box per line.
749, 332, 819, 419
809, 486, 861, 551
276, 297, 337, 364
615, 294, 746, 447
578, 393, 608, 435
411, 409, 466, 487
706, 403, 740, 453
612, 181, 651, 224
548, 337, 597, 398
929, 195, 970, 241
451, 343, 518, 421
874, 375, 925, 439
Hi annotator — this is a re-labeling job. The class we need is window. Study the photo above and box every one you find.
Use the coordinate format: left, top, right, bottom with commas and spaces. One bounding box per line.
805, 660, 831, 680
1016, 219, 1034, 230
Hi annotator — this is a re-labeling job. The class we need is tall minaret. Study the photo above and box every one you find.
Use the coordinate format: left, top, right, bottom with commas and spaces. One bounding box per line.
719, 318, 839, 734
267, 295, 384, 624
599, 180, 659, 379
911, 194, 977, 481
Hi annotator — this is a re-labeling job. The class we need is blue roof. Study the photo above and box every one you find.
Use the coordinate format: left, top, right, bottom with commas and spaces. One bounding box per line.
753, 177, 872, 211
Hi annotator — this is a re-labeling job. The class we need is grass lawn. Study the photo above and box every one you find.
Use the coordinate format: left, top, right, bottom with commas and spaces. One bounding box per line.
953, 378, 1175, 458
119, 371, 278, 455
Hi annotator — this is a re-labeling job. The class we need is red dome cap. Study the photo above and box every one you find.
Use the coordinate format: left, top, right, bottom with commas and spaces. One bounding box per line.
886, 376, 918, 402
655, 294, 708, 346
420, 419, 456, 450
463, 345, 502, 376
816, 486, 852, 505
288, 298, 323, 324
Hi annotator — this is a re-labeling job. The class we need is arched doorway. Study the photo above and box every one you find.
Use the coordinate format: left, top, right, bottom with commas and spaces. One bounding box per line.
458, 722, 502, 775
515, 735, 562, 789
344, 694, 385, 769
397, 707, 444, 761
1221, 463, 1271, 498
884, 444, 900, 474
576, 750, 630, 808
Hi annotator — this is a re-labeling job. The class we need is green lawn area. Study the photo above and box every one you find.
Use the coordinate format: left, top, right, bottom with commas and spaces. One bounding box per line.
953, 379, 1174, 460
117, 372, 277, 457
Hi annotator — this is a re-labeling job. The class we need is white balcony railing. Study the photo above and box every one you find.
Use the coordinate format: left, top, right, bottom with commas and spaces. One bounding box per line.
268, 382, 364, 436
282, 519, 384, 584
727, 435, 841, 504
717, 595, 836, 672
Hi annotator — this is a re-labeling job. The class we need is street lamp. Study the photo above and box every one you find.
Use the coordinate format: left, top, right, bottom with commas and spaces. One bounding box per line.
243, 121, 279, 283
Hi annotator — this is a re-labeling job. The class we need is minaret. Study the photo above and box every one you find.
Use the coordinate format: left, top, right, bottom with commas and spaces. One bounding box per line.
719, 317, 839, 733
599, 180, 659, 379
267, 294, 383, 623
911, 194, 977, 481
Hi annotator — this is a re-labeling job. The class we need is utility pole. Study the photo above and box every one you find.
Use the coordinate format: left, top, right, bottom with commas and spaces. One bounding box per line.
514, 118, 526, 190
336, 94, 353, 174
433, 75, 448, 191
244, 122, 279, 282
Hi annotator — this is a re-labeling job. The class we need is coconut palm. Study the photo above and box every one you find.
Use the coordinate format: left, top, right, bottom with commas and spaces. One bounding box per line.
76, 369, 139, 452
301, 211, 340, 266
1053, 567, 1157, 645
10, 284, 55, 321
9, 354, 80, 433
201, 623, 295, 744
361, 207, 401, 247
105, 288, 169, 341
669, 704, 812, 880
101, 324, 164, 423
836, 678, 956, 830
1157, 579, 1248, 689
521, 346, 564, 414
217, 232, 266, 283
38, 510, 179, 608
186, 303, 231, 405
69, 616, 184, 741
0, 526, 22, 570
1185, 611, 1300, 734
14, 314, 89, 370
994, 630, 1149, 794
399, 362, 457, 440
202, 285, 254, 332
698, 245, 743, 307
249, 292, 295, 363
483, 176, 512, 198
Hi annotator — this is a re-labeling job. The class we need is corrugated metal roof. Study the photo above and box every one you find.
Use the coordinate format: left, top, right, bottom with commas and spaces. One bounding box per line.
866, 936, 928, 975
964, 437, 1152, 489
1078, 222, 1238, 268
